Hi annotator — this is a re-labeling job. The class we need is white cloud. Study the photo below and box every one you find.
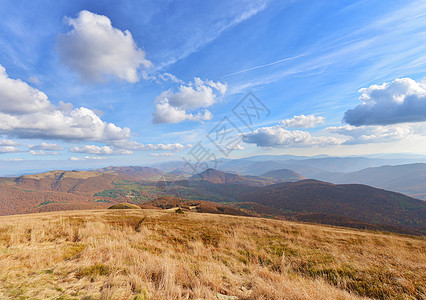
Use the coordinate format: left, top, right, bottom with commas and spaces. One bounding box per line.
157, 0, 270, 69
153, 78, 226, 123
28, 142, 63, 151
327, 124, 413, 144
225, 144, 244, 150
141, 143, 188, 151
0, 139, 20, 146
30, 150, 45, 155
28, 76, 41, 85
0, 65, 130, 142
153, 102, 213, 124
70, 145, 133, 155
110, 140, 191, 152
69, 156, 106, 161
0, 65, 50, 114
344, 77, 426, 126
156, 73, 183, 84
281, 115, 325, 128
30, 150, 47, 155
58, 10, 151, 83
29, 150, 60, 156
0, 146, 22, 154
149, 152, 175, 157
0, 107, 130, 141
1, 158, 24, 161
243, 125, 344, 147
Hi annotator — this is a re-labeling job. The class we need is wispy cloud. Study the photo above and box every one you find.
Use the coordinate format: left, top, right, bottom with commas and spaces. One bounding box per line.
155, 0, 271, 70
222, 53, 307, 78
228, 1, 426, 99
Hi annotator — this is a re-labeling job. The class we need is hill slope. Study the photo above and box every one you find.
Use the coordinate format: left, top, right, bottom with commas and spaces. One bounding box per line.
0, 209, 424, 299
190, 168, 274, 186
261, 169, 305, 182
15, 170, 116, 196
237, 180, 426, 230
93, 166, 165, 181
0, 170, 120, 215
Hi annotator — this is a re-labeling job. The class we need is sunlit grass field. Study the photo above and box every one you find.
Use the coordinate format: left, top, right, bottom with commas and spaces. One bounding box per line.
0, 209, 424, 299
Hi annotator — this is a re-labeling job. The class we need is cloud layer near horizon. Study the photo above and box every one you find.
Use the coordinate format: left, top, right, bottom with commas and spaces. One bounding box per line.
243, 125, 344, 147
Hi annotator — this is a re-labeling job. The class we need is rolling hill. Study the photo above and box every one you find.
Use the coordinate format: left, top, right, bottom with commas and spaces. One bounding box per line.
93, 166, 166, 181
261, 169, 305, 182
0, 170, 120, 215
1, 167, 425, 236
15, 170, 116, 196
189, 168, 275, 186
139, 196, 250, 217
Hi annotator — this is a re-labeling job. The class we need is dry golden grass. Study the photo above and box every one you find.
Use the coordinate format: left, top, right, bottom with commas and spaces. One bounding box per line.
108, 203, 141, 210
0, 209, 424, 299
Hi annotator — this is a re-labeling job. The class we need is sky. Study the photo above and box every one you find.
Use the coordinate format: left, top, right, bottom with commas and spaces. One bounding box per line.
1, 0, 426, 174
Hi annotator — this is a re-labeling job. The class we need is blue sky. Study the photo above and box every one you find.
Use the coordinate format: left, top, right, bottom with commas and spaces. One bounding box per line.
1, 0, 426, 174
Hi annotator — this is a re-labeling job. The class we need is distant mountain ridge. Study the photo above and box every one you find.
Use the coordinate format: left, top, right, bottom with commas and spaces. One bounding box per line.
316, 163, 426, 200
15, 170, 115, 196
190, 168, 306, 186
189, 169, 274, 186
152, 155, 426, 178
237, 179, 426, 231
261, 169, 305, 182
93, 166, 165, 181
1, 166, 425, 236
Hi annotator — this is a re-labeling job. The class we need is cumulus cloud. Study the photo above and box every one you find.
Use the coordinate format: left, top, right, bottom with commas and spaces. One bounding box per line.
153, 78, 226, 123
1, 158, 24, 161
110, 140, 191, 152
153, 102, 213, 124
149, 152, 175, 157
0, 146, 22, 154
225, 144, 244, 150
0, 65, 130, 142
0, 139, 20, 146
29, 150, 45, 156
281, 114, 325, 128
58, 10, 151, 83
28, 143, 63, 151
70, 145, 133, 155
327, 124, 413, 144
0, 65, 50, 114
344, 77, 426, 126
0, 107, 130, 141
69, 156, 106, 161
29, 150, 60, 156
243, 125, 344, 147
141, 143, 189, 151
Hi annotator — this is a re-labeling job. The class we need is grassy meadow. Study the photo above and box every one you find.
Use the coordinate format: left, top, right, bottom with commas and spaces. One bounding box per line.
0, 209, 424, 299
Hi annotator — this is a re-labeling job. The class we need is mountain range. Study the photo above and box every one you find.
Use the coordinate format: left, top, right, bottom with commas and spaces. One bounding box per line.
315, 163, 426, 200
189, 168, 304, 186
151, 154, 426, 200
236, 179, 425, 230
1, 164, 425, 235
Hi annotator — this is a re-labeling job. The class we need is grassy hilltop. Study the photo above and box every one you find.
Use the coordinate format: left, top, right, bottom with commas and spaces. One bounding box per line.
0, 209, 424, 299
